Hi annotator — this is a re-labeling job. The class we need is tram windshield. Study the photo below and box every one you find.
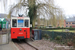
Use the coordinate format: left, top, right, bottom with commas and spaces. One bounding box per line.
18, 20, 24, 27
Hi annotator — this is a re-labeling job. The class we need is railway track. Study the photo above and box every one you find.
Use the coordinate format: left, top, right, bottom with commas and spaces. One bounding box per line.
26, 42, 38, 50
13, 39, 38, 50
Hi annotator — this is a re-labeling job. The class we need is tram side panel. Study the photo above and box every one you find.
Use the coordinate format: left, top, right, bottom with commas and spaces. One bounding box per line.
11, 28, 30, 39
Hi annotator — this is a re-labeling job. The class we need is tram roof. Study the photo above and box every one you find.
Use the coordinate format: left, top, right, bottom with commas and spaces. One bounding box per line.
11, 16, 29, 17
11, 16, 30, 19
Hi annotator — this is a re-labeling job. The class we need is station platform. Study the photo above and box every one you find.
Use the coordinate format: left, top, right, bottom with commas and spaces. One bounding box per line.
0, 41, 19, 50
0, 33, 19, 50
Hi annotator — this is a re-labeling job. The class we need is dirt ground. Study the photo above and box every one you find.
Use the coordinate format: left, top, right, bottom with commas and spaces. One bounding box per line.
29, 39, 75, 50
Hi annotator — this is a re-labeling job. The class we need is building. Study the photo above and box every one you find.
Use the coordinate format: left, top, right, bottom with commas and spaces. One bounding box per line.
0, 14, 10, 29
64, 17, 75, 27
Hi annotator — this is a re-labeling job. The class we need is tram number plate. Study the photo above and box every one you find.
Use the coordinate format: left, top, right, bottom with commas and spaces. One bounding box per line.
19, 33, 23, 34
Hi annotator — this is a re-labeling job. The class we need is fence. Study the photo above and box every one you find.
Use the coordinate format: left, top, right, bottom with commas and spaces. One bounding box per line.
42, 31, 75, 41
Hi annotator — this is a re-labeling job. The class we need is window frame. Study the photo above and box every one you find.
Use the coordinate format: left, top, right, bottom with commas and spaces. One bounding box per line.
24, 20, 29, 27
66, 22, 68, 24
72, 22, 75, 24
12, 19, 17, 27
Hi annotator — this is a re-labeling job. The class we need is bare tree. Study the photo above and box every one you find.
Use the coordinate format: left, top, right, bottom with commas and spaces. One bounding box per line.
3, 0, 64, 27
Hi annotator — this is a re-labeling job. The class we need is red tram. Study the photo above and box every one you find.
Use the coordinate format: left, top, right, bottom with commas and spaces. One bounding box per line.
11, 16, 30, 39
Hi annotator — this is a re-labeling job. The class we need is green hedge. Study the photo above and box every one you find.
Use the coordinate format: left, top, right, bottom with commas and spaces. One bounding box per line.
38, 28, 75, 30
30, 27, 75, 30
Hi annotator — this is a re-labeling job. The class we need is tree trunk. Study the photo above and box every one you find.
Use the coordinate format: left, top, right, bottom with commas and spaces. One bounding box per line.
28, 0, 37, 28
32, 18, 36, 28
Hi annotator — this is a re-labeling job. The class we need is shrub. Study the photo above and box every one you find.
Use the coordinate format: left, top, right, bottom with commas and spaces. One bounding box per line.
70, 26, 72, 28
44, 27, 46, 28
43, 34, 50, 39
40, 27, 75, 30
55, 36, 62, 40
69, 28, 75, 30
62, 27, 64, 28
57, 26, 60, 28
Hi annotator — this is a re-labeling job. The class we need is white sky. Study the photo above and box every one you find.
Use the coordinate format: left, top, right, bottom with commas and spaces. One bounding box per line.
0, 0, 75, 17
55, 0, 75, 16
0, 0, 17, 14
0, 1, 4, 13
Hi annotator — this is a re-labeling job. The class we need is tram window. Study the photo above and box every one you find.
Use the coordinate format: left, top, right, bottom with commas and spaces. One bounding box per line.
25, 20, 29, 27
18, 20, 24, 27
12, 19, 17, 27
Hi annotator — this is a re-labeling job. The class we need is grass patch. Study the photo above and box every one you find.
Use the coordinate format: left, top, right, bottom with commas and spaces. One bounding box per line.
47, 29, 75, 33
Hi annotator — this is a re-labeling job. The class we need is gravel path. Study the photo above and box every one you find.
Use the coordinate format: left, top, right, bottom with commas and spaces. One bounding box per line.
30, 39, 59, 50
30, 39, 75, 50
13, 39, 75, 50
